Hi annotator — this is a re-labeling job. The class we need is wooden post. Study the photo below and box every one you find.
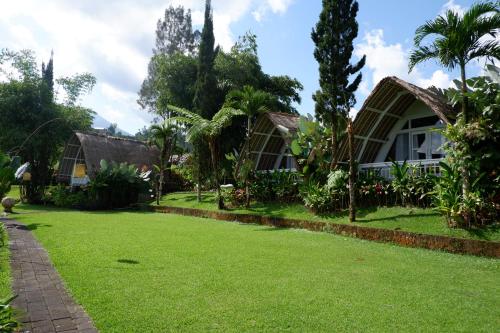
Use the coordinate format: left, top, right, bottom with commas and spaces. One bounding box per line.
348, 117, 356, 222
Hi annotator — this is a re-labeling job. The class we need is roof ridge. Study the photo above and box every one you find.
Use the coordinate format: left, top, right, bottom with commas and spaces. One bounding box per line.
76, 131, 148, 145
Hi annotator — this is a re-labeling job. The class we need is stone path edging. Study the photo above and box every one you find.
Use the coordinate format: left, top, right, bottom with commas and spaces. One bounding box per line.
153, 206, 500, 258
1, 218, 98, 333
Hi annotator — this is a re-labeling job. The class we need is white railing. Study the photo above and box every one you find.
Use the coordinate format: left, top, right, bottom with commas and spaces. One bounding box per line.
70, 176, 90, 186
358, 159, 442, 180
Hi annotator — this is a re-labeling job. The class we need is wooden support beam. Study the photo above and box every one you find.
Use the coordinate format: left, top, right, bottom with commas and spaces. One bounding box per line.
354, 135, 387, 144
366, 107, 402, 119
357, 91, 408, 161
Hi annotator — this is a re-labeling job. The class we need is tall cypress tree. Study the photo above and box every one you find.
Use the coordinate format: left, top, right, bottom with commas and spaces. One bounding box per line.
312, 0, 365, 169
193, 0, 219, 119
192, 0, 220, 201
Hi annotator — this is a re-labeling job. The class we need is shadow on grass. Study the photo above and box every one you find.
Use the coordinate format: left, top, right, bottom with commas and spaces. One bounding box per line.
464, 224, 500, 241
254, 226, 287, 232
358, 213, 441, 223
117, 259, 139, 264
25, 223, 52, 230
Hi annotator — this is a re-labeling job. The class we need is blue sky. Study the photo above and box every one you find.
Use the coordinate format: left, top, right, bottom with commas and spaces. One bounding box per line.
0, 0, 485, 133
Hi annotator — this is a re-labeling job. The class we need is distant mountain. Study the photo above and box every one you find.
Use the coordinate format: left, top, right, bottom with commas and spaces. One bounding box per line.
92, 113, 131, 136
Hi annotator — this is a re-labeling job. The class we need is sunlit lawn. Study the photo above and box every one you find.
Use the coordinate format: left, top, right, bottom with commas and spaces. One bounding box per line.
0, 226, 10, 299
159, 192, 500, 241
7, 204, 500, 332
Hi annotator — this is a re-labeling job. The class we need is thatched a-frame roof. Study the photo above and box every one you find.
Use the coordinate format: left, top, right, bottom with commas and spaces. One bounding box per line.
338, 76, 454, 163
240, 112, 299, 171
57, 132, 159, 183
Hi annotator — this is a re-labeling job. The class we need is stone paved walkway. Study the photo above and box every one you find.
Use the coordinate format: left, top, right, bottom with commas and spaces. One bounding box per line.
1, 218, 98, 333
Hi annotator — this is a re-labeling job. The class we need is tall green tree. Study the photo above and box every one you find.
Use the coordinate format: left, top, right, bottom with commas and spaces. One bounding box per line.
0, 49, 95, 203
193, 0, 220, 120
138, 5, 198, 117
311, 0, 366, 169
191, 0, 220, 202
409, 1, 499, 226
224, 85, 274, 207
154, 6, 197, 56
170, 105, 243, 209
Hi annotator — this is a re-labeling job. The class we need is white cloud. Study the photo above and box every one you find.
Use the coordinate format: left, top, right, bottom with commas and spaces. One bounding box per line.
252, 0, 293, 23
418, 70, 453, 90
0, 0, 294, 133
355, 29, 451, 95
267, 0, 294, 14
440, 0, 466, 16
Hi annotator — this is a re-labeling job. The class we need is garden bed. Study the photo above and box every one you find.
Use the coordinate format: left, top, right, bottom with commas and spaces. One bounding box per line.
158, 192, 500, 241
155, 192, 500, 256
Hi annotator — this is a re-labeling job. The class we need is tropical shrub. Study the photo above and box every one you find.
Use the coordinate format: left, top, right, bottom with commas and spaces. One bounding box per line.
300, 181, 331, 214
220, 186, 246, 208
48, 160, 152, 209
357, 169, 393, 207
87, 160, 152, 209
390, 160, 411, 206
433, 161, 496, 227
48, 185, 88, 208
0, 296, 20, 333
325, 169, 349, 209
434, 66, 500, 225
249, 170, 301, 203
290, 116, 331, 182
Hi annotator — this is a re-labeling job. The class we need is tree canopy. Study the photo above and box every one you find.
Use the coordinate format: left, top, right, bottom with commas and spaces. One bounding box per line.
0, 49, 96, 202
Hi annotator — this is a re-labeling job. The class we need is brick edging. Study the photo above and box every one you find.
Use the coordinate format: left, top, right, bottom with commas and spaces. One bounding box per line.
152, 206, 500, 258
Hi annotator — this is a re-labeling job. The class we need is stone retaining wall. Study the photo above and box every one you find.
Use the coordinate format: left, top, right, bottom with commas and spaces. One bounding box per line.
153, 206, 500, 258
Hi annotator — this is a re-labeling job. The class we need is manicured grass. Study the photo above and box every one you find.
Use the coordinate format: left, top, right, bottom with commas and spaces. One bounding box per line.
5, 185, 20, 201
0, 226, 11, 299
11, 206, 500, 332
159, 192, 500, 241
0, 186, 17, 299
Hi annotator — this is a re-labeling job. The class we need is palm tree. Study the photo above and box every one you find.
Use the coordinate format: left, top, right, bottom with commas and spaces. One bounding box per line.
149, 120, 177, 205
409, 1, 499, 226
170, 105, 244, 209
224, 85, 275, 207
409, 1, 499, 122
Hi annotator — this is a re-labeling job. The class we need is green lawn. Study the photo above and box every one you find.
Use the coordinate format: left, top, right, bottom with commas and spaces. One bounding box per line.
9, 205, 500, 332
0, 226, 11, 300
159, 192, 500, 241
0, 186, 16, 299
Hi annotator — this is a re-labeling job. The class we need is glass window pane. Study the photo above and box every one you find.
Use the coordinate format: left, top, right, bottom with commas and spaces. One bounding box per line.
395, 133, 409, 161
431, 132, 445, 158
411, 116, 440, 128
412, 133, 427, 160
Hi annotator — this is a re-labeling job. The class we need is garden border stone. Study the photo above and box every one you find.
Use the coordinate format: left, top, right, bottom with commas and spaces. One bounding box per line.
153, 205, 500, 258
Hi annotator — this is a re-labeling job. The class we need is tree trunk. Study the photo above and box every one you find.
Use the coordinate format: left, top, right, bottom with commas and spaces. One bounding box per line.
209, 139, 224, 210
460, 64, 471, 227
348, 117, 356, 222
157, 140, 167, 206
330, 118, 338, 170
197, 159, 202, 202
246, 115, 251, 208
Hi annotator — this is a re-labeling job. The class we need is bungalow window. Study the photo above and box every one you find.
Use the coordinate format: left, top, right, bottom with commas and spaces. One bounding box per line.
278, 148, 296, 170
386, 116, 445, 161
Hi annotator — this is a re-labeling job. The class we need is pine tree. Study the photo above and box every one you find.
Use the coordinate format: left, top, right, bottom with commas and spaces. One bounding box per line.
193, 0, 219, 119
312, 0, 365, 169
154, 6, 196, 56
192, 0, 220, 202
41, 50, 54, 100
139, 6, 197, 116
